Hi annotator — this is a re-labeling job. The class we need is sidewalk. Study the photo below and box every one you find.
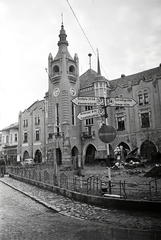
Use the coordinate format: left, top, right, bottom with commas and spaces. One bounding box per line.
1, 175, 161, 232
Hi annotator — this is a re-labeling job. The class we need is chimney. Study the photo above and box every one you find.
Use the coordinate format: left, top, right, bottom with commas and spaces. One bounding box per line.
88, 53, 92, 69
121, 74, 125, 78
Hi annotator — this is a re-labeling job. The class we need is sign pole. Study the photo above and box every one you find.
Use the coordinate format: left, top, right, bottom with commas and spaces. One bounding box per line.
104, 94, 112, 194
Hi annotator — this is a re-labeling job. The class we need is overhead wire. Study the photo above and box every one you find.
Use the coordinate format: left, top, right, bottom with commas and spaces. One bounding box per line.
66, 0, 96, 56
66, 0, 109, 79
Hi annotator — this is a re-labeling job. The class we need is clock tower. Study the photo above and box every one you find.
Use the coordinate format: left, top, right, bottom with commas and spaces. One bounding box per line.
46, 23, 80, 166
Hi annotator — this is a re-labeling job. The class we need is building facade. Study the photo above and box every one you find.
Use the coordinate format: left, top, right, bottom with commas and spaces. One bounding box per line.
17, 23, 161, 166
1, 123, 18, 164
18, 100, 46, 163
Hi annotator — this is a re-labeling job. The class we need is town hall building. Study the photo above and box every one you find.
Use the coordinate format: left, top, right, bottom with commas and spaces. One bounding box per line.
11, 23, 161, 166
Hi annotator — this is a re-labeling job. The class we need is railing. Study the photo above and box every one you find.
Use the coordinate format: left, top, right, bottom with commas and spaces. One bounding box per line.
6, 165, 161, 201
82, 131, 95, 138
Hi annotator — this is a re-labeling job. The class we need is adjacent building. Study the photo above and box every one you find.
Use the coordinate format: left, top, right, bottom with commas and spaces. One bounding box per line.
18, 100, 46, 163
1, 123, 18, 164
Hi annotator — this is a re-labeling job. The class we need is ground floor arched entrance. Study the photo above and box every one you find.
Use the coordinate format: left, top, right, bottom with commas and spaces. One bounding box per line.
35, 149, 42, 163
71, 146, 79, 168
85, 144, 96, 164
140, 140, 157, 161
23, 150, 29, 160
118, 142, 130, 158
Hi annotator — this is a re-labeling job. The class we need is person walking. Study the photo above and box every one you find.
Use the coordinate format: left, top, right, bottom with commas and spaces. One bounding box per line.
0, 158, 5, 177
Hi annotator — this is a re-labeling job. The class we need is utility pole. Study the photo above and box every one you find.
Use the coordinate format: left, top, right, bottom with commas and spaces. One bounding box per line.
103, 92, 112, 194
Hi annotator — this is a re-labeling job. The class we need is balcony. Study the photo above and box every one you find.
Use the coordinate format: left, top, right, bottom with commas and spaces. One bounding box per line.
82, 131, 95, 139
54, 132, 64, 138
48, 132, 64, 141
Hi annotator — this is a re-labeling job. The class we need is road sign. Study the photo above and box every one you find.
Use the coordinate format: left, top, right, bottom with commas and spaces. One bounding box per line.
77, 108, 104, 120
107, 97, 137, 107
72, 97, 103, 106
98, 124, 116, 143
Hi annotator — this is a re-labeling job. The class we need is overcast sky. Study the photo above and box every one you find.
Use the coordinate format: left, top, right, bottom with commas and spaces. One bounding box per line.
0, 0, 161, 130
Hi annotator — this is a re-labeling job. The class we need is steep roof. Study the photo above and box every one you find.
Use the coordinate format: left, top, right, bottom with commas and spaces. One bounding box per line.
2, 122, 18, 131
109, 66, 161, 89
26, 100, 44, 112
79, 69, 98, 89
80, 66, 161, 90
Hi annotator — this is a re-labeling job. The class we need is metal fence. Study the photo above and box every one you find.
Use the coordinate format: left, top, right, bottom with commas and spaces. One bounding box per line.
6, 165, 161, 201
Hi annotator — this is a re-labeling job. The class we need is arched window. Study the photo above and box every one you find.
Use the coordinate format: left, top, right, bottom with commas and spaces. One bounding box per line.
138, 89, 149, 105
138, 90, 143, 105
69, 65, 75, 75
144, 89, 149, 104
53, 65, 59, 75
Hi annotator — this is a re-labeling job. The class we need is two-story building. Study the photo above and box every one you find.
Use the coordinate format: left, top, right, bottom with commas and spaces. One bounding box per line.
18, 100, 46, 163
1, 123, 18, 164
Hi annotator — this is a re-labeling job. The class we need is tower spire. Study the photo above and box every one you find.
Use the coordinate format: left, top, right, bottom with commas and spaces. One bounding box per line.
61, 12, 63, 25
58, 18, 68, 47
97, 49, 101, 75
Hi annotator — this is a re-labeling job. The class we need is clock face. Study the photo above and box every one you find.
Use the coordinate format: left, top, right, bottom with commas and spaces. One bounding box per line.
53, 88, 60, 97
70, 87, 76, 96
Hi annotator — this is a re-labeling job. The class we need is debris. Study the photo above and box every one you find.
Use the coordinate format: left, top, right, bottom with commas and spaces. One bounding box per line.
144, 165, 161, 178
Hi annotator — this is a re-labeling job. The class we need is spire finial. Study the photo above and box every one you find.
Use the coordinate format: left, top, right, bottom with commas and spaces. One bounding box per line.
97, 49, 101, 75
61, 12, 63, 25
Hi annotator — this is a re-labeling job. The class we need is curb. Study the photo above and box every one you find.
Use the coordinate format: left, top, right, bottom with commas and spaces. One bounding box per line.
0, 178, 82, 221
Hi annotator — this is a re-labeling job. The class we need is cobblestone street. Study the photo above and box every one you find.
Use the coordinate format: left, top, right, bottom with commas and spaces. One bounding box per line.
1, 180, 113, 240
0, 175, 161, 240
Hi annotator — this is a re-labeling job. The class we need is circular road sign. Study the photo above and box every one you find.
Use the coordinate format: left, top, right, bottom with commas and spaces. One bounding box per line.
98, 124, 116, 143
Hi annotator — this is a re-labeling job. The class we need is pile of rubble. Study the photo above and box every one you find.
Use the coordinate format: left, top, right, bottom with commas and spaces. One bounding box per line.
144, 165, 161, 178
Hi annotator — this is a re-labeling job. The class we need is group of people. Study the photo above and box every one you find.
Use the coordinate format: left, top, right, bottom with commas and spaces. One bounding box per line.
114, 146, 127, 165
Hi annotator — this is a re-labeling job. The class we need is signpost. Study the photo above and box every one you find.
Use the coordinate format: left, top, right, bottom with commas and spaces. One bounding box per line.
72, 95, 137, 194
77, 108, 104, 120
72, 97, 103, 106
107, 97, 137, 107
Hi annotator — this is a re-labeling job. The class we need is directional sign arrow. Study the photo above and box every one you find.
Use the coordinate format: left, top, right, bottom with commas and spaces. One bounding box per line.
77, 108, 104, 120
107, 97, 137, 107
72, 97, 103, 106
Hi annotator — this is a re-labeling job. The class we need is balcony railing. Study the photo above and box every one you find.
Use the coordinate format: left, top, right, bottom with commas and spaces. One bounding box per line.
48, 132, 64, 140
54, 132, 64, 138
82, 131, 95, 138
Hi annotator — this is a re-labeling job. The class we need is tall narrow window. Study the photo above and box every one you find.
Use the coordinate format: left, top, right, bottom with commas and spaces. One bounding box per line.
141, 113, 150, 128
10, 134, 13, 143
24, 132, 28, 143
35, 116, 40, 125
144, 91, 149, 104
6, 135, 9, 143
72, 103, 76, 125
23, 119, 28, 127
117, 116, 125, 131
14, 133, 18, 142
55, 103, 60, 135
85, 106, 93, 125
138, 93, 143, 105
35, 130, 40, 141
